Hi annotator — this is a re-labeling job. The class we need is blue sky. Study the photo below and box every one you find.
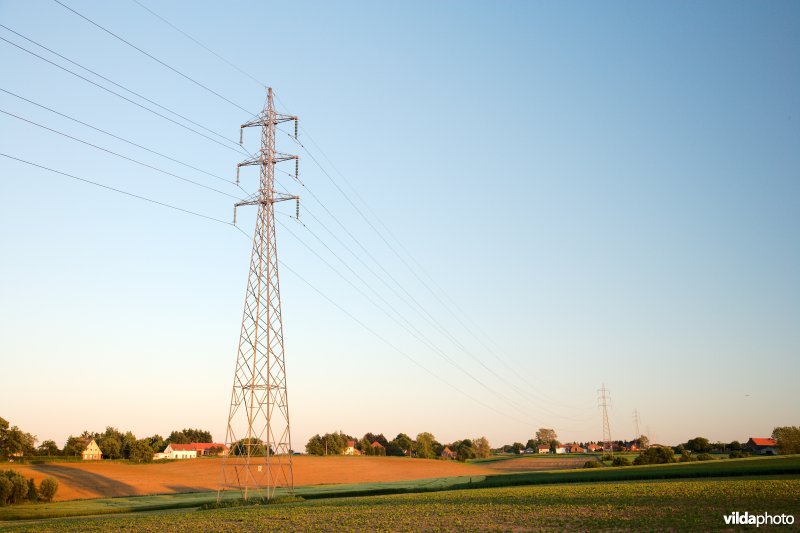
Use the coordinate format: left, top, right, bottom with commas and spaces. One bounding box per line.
0, 0, 798, 449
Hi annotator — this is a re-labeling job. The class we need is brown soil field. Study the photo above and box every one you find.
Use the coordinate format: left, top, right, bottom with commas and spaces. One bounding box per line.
6, 456, 495, 502
479, 456, 590, 473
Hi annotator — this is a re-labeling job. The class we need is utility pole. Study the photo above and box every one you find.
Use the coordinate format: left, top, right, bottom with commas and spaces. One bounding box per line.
222, 87, 299, 501
633, 409, 641, 441
598, 384, 613, 457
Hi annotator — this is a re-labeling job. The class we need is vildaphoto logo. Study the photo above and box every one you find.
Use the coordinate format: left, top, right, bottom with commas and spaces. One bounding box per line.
723, 511, 795, 527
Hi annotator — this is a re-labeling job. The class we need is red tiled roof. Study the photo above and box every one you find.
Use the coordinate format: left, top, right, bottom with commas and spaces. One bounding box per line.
346, 440, 356, 447
168, 444, 196, 451
191, 442, 227, 451
750, 438, 777, 447
370, 441, 384, 448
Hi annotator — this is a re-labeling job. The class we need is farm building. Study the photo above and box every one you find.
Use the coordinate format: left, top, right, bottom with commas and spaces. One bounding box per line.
154, 443, 197, 460
189, 442, 228, 456
81, 438, 102, 460
587, 444, 603, 452
441, 446, 456, 459
745, 438, 779, 455
554, 445, 567, 454
522, 447, 536, 454
564, 443, 585, 453
343, 440, 361, 456
370, 441, 385, 454
537, 445, 550, 454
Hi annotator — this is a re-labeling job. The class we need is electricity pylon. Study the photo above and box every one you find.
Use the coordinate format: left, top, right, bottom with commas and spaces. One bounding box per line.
632, 409, 641, 441
598, 384, 613, 456
222, 87, 299, 501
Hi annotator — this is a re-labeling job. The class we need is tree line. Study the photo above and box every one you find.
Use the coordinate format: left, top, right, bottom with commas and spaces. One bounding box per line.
0, 417, 215, 464
304, 431, 491, 462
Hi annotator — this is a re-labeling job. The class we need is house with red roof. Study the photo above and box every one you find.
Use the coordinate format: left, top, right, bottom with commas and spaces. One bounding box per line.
564, 443, 585, 454
745, 438, 779, 455
587, 444, 603, 453
537, 445, 550, 454
441, 446, 456, 460
154, 442, 228, 460
343, 440, 361, 456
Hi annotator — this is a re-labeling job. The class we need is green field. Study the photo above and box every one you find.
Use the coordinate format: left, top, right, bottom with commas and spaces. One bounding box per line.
1, 455, 798, 526
5, 476, 799, 531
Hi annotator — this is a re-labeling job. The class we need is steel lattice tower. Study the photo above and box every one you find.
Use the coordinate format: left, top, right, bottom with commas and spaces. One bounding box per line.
598, 384, 613, 457
222, 87, 299, 501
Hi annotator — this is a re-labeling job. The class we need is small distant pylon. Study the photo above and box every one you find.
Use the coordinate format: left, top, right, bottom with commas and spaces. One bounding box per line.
633, 409, 641, 442
598, 384, 613, 456
221, 87, 300, 501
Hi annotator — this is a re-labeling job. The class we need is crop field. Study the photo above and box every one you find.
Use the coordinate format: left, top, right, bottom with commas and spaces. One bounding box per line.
5, 476, 799, 531
3, 455, 495, 501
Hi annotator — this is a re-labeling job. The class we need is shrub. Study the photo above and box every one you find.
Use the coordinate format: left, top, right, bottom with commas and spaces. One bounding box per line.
39, 477, 58, 502
728, 450, 749, 459
583, 461, 601, 468
26, 478, 38, 502
679, 450, 697, 462
612, 456, 631, 467
0, 477, 11, 505
633, 447, 675, 465
8, 474, 28, 504
695, 453, 714, 461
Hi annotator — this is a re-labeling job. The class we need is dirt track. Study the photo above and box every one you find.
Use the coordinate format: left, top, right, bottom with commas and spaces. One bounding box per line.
7, 456, 496, 501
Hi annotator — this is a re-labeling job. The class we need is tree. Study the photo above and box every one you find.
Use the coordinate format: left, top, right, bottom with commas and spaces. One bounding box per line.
525, 439, 537, 450
231, 438, 268, 456
100, 436, 122, 459
511, 442, 524, 454
306, 434, 324, 455
685, 437, 711, 453
415, 433, 438, 459
535, 428, 557, 445
166, 431, 190, 445
455, 439, 476, 462
62, 436, 84, 457
548, 439, 560, 453
0, 477, 11, 505
148, 435, 165, 454
129, 439, 155, 463
167, 428, 213, 444
36, 440, 60, 456
729, 440, 742, 451
635, 435, 650, 449
394, 433, 414, 456
121, 432, 137, 460
0, 421, 36, 458
633, 447, 675, 465
772, 426, 800, 454
39, 478, 58, 502
473, 437, 491, 459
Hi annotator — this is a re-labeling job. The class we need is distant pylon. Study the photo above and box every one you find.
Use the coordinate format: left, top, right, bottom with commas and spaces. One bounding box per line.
632, 409, 641, 441
598, 384, 613, 456
222, 87, 300, 501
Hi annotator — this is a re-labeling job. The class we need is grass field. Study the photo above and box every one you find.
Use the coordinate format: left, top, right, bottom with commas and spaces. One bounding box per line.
2, 455, 798, 523
5, 476, 799, 531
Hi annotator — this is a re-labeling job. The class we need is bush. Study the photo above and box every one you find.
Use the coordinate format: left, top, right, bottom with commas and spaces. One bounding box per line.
695, 453, 714, 461
612, 456, 631, 467
582, 460, 601, 468
679, 451, 697, 462
8, 474, 28, 504
26, 478, 38, 502
39, 477, 58, 502
0, 477, 11, 505
728, 450, 749, 459
633, 447, 675, 465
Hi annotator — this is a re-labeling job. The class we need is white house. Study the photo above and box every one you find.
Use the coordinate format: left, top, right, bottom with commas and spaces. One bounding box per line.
82, 438, 102, 460
555, 445, 567, 454
537, 445, 550, 454
343, 440, 361, 456
154, 443, 198, 460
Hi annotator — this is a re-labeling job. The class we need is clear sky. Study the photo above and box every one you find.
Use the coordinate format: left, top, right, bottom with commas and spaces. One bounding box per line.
0, 1, 798, 450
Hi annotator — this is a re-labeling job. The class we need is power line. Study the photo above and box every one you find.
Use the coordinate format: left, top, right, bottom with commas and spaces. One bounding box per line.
0, 34, 245, 155
0, 24, 244, 151
130, 0, 267, 89
1, 152, 233, 226
53, 0, 254, 116
0, 107, 241, 199
0, 86, 240, 189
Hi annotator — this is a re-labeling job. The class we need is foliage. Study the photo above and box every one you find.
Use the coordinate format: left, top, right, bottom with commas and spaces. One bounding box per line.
415, 433, 439, 459
0, 417, 36, 459
38, 478, 58, 502
0, 477, 10, 506
36, 440, 60, 456
472, 437, 491, 459
0, 471, 29, 505
26, 478, 38, 502
535, 428, 557, 445
729, 440, 742, 451
129, 439, 155, 463
231, 438, 270, 456
772, 426, 800, 454
635, 435, 649, 449
612, 456, 631, 467
583, 460, 601, 468
511, 442, 524, 454
305, 432, 351, 456
729, 450, 749, 458
684, 437, 711, 453
695, 453, 714, 461
633, 447, 675, 465
679, 450, 697, 462
100, 436, 122, 459
62, 436, 85, 457
167, 428, 214, 445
